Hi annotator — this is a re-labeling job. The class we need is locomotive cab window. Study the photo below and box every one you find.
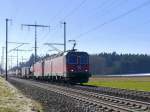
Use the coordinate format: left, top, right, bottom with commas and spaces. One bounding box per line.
80, 55, 88, 64
68, 55, 77, 64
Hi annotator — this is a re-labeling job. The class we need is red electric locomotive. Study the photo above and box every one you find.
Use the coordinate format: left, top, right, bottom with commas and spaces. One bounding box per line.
33, 50, 91, 83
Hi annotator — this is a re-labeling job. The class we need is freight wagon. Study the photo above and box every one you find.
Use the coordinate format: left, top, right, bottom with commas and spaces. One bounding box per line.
33, 51, 91, 83
21, 67, 32, 78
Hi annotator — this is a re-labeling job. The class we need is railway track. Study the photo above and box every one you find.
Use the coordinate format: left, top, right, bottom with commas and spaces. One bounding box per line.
36, 80, 150, 103
72, 85, 150, 103
10, 78, 150, 112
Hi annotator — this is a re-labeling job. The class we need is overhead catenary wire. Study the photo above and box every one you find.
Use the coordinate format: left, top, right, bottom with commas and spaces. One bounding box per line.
44, 0, 112, 42
39, 1, 72, 44
61, 0, 88, 21
50, 4, 68, 22
74, 0, 150, 39
40, 24, 61, 44
84, 0, 119, 21
99, 0, 129, 17
42, 0, 87, 47
21, 23, 50, 63
94, 0, 118, 11
85, 0, 125, 22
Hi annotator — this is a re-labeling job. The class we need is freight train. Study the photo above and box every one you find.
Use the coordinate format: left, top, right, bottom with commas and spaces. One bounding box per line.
13, 50, 91, 83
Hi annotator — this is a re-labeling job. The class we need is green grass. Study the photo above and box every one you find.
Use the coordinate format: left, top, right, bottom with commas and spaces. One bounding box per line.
0, 107, 17, 112
83, 77, 150, 91
0, 77, 43, 112
0, 77, 17, 112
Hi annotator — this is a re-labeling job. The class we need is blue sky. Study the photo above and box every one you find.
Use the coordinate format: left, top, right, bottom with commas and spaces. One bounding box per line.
0, 0, 150, 67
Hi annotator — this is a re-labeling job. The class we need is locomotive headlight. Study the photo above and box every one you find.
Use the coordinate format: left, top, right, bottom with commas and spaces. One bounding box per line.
85, 69, 88, 72
71, 69, 74, 72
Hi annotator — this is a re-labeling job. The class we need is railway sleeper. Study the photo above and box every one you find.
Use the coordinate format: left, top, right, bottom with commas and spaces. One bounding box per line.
125, 102, 132, 106
107, 108, 115, 112
140, 106, 149, 111
104, 98, 112, 101
119, 101, 126, 105
132, 104, 142, 109
96, 104, 113, 112
112, 100, 120, 103
129, 104, 142, 109
50, 86, 149, 112
133, 104, 148, 110
132, 106, 149, 112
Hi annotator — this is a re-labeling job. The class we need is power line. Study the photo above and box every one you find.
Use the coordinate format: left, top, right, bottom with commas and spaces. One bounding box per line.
41, 23, 63, 43
8, 41, 30, 44
44, 43, 63, 53
61, 0, 88, 21
21, 22, 50, 63
8, 42, 30, 53
42, 0, 87, 49
40, 1, 72, 43
85, 0, 122, 22
39, 32, 50, 45
95, 0, 117, 11
44, 22, 67, 53
99, 0, 129, 17
75, 0, 150, 39
50, 5, 68, 22
12, 49, 32, 68
82, 0, 121, 23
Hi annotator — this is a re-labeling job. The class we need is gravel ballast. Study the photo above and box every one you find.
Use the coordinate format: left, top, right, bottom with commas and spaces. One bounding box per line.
9, 79, 86, 112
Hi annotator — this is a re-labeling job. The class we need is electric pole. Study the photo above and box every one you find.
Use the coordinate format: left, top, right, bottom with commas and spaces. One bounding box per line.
12, 49, 32, 68
63, 22, 66, 52
10, 55, 13, 69
5, 18, 12, 80
21, 22, 50, 64
44, 43, 63, 53
21, 56, 27, 64
8, 42, 30, 68
22, 56, 23, 63
1, 47, 5, 74
44, 22, 66, 53
16, 48, 19, 68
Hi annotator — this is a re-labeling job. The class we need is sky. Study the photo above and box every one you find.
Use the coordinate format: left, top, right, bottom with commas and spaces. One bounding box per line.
0, 0, 150, 67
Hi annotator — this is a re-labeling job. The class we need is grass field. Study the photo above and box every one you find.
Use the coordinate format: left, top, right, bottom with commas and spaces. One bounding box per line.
83, 76, 150, 91
0, 76, 43, 112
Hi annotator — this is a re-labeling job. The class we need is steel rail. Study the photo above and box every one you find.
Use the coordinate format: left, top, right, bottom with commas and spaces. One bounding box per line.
10, 78, 150, 112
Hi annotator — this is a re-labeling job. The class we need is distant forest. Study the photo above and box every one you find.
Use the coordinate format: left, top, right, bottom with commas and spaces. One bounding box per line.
2, 52, 150, 75
89, 52, 150, 75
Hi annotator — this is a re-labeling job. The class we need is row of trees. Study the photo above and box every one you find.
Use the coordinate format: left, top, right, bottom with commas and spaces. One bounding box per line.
90, 52, 150, 75
10, 53, 51, 71
10, 52, 150, 75
0, 65, 3, 74
18, 54, 50, 68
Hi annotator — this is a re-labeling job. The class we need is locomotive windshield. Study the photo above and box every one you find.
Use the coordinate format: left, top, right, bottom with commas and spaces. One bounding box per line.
68, 55, 77, 64
80, 55, 88, 64
67, 52, 89, 64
